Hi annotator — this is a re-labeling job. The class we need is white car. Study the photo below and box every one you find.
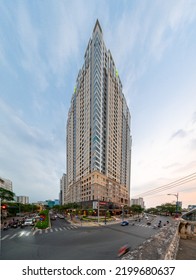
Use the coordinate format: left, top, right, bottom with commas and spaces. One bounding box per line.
24, 218, 34, 226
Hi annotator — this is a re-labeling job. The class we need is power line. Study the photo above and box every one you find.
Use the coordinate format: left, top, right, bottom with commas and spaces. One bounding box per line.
139, 174, 196, 197
132, 172, 196, 198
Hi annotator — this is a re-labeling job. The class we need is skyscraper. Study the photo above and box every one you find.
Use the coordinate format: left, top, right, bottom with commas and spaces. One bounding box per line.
66, 20, 131, 208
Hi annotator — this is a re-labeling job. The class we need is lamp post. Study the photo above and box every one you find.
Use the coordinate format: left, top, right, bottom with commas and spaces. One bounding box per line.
121, 205, 124, 222
97, 184, 100, 224
167, 193, 179, 217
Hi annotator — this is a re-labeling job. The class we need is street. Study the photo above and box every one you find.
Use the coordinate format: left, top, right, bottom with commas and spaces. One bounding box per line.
0, 215, 170, 260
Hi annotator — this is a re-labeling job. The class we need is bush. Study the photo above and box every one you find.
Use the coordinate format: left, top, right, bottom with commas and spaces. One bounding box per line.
36, 209, 49, 229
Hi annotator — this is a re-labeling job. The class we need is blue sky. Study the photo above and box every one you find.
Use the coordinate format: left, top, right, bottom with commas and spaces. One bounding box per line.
0, 0, 196, 208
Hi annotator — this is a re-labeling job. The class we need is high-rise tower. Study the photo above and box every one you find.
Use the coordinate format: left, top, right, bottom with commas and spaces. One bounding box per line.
66, 20, 131, 208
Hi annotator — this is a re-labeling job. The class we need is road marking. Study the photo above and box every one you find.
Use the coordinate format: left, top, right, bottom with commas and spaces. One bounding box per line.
63, 227, 67, 230
32, 230, 39, 235
9, 233, 18, 239
1, 234, 9, 240
0, 224, 79, 241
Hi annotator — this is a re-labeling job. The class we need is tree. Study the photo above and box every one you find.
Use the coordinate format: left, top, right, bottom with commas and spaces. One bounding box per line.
130, 204, 144, 216
0, 187, 15, 202
155, 203, 176, 216
145, 207, 158, 214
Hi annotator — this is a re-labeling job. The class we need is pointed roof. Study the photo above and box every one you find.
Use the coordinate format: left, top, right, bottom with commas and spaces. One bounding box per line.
93, 19, 102, 34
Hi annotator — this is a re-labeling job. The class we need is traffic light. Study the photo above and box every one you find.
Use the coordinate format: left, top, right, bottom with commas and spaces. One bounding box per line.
1, 204, 7, 210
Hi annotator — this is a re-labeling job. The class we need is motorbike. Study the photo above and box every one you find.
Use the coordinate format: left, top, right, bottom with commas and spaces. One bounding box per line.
3, 223, 9, 230
118, 244, 130, 257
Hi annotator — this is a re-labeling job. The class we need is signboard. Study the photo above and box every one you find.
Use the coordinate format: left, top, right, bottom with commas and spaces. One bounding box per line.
93, 201, 107, 209
93, 201, 98, 209
99, 202, 107, 205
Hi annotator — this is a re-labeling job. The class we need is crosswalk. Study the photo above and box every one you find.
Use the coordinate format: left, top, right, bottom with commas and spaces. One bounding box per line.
0, 225, 78, 241
132, 222, 155, 229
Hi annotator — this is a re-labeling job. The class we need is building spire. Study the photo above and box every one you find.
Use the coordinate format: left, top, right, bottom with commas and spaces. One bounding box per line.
93, 19, 102, 34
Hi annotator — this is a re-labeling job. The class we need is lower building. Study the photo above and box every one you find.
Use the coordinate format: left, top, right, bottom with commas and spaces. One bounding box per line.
67, 170, 129, 207
130, 198, 145, 209
60, 173, 67, 205
16, 196, 29, 204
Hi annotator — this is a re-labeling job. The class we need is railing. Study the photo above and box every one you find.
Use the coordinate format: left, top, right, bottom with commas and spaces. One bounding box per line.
179, 220, 196, 239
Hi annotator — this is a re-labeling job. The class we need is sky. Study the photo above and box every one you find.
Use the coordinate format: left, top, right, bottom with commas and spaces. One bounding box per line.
0, 0, 196, 208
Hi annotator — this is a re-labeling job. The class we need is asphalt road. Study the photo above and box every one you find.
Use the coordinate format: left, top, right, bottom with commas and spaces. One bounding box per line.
0, 215, 169, 260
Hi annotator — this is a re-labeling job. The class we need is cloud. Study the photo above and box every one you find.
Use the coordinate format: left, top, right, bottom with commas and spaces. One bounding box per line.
163, 163, 181, 170
171, 129, 187, 139
16, 2, 49, 92
190, 139, 196, 149
0, 99, 64, 202
192, 112, 196, 124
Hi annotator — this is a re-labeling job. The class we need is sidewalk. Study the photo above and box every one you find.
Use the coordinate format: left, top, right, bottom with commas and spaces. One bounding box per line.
176, 236, 196, 260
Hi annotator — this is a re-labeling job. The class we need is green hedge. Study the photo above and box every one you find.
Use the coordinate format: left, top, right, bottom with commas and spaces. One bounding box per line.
81, 216, 114, 222
36, 209, 49, 229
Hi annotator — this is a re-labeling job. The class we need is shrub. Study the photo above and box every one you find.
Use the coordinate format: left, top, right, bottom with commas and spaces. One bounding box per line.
36, 209, 49, 229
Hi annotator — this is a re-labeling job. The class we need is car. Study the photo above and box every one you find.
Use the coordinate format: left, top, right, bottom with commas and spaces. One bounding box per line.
121, 221, 129, 226
57, 214, 64, 219
50, 215, 56, 220
24, 218, 35, 226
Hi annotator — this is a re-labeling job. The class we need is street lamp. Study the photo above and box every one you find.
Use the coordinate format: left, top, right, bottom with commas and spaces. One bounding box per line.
121, 205, 124, 222
167, 193, 179, 217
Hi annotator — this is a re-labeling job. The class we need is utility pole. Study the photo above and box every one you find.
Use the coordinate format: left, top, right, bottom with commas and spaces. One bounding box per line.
168, 193, 179, 217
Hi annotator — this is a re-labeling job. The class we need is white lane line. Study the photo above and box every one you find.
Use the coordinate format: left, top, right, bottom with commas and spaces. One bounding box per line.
1, 234, 10, 240
32, 230, 39, 235
9, 233, 18, 239
54, 228, 58, 231
18, 232, 25, 237
50, 229, 53, 232
71, 226, 78, 229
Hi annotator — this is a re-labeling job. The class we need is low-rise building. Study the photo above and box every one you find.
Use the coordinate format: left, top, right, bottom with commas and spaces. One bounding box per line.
130, 197, 145, 208
16, 196, 29, 204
